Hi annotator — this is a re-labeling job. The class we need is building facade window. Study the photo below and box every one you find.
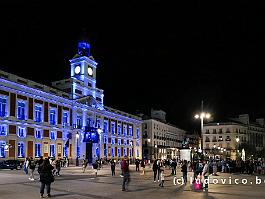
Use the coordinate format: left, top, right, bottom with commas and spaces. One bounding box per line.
63, 146, 68, 157
118, 139, 121, 146
103, 120, 108, 133
17, 101, 26, 120
50, 131, 56, 140
129, 140, 133, 146
137, 149, 139, 157
18, 142, 25, 158
17, 127, 26, 138
35, 129, 42, 139
35, 143, 41, 157
76, 115, 82, 129
129, 148, 132, 157
0, 125, 7, 136
123, 125, 127, 136
124, 139, 127, 146
111, 148, 114, 157
117, 123, 121, 135
50, 144, 55, 157
0, 141, 6, 158
129, 126, 133, 136
136, 128, 140, 139
111, 122, 115, 134
111, 138, 115, 145
34, 105, 42, 122
49, 109, 56, 125
118, 148, 121, 157
62, 112, 68, 126
0, 97, 7, 117
136, 140, 140, 147
104, 148, 107, 157
124, 148, 127, 157
104, 136, 107, 144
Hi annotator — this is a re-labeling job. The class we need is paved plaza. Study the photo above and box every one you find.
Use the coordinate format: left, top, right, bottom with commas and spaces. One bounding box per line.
0, 165, 265, 199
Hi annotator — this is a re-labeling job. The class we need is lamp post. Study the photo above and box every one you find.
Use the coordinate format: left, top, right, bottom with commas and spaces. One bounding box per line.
194, 100, 211, 154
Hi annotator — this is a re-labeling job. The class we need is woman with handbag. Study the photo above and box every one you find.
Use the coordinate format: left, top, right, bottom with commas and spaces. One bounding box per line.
39, 158, 54, 198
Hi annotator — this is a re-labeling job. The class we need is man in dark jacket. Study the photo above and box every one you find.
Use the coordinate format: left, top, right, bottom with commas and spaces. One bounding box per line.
121, 157, 130, 191
135, 159, 140, 171
153, 159, 158, 182
39, 158, 54, 198
171, 159, 177, 175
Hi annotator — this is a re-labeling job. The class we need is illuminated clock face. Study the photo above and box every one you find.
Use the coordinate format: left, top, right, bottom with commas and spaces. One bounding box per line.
88, 67, 93, 76
74, 66, 81, 74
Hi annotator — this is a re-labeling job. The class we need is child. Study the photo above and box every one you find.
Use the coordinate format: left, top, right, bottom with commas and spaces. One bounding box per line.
159, 169, 165, 187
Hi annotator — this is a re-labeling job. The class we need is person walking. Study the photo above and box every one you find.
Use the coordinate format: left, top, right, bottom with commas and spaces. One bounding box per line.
171, 159, 177, 175
111, 160, 116, 176
153, 159, 158, 182
181, 160, 188, 185
135, 159, 140, 171
121, 156, 130, 191
82, 156, 87, 173
28, 157, 36, 181
141, 159, 146, 175
92, 160, 99, 177
23, 157, 29, 175
202, 160, 210, 191
158, 169, 165, 187
39, 158, 54, 198
55, 159, 61, 176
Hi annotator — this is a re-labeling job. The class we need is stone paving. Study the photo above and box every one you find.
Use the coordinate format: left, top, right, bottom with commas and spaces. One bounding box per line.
0, 165, 265, 199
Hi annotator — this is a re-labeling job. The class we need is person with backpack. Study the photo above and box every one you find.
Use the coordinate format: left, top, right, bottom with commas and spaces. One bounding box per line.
39, 158, 54, 198
28, 157, 36, 181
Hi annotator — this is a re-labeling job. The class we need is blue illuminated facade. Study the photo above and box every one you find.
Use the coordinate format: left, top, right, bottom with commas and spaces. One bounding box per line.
0, 39, 142, 163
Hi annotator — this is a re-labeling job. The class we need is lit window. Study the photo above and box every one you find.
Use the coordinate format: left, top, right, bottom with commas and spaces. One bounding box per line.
34, 105, 42, 122
17, 127, 26, 138
111, 122, 115, 134
129, 126, 133, 136
104, 136, 107, 143
111, 148, 114, 157
129, 140, 133, 146
136, 140, 140, 147
118, 139, 121, 146
0, 125, 7, 136
104, 120, 108, 133
50, 131, 56, 140
118, 148, 121, 157
136, 128, 140, 139
137, 149, 139, 157
0, 141, 6, 158
129, 148, 132, 157
96, 119, 101, 128
0, 97, 7, 117
76, 115, 82, 128
63, 112, 68, 126
35, 143, 41, 157
124, 139, 127, 146
18, 142, 25, 158
63, 146, 68, 157
123, 125, 127, 136
50, 144, 55, 157
118, 123, 121, 135
124, 148, 127, 157
17, 101, 26, 120
35, 129, 42, 139
49, 109, 56, 125
111, 138, 115, 145
104, 148, 107, 157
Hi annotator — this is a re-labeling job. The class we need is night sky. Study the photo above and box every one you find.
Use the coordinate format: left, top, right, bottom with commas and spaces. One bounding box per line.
0, 1, 264, 132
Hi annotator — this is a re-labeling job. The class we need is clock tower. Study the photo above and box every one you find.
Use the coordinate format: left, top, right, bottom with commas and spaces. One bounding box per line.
52, 39, 104, 108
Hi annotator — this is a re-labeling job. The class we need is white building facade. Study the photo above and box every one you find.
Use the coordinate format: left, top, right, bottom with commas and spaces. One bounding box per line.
203, 114, 264, 160
142, 110, 186, 161
0, 40, 142, 163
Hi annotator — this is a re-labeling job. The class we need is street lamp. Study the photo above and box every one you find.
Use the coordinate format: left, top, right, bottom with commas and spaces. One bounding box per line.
194, 101, 211, 154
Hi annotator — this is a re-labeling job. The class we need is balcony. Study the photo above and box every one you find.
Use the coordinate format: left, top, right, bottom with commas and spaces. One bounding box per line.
205, 140, 210, 142
218, 139, 223, 142
212, 139, 217, 142
225, 139, 231, 141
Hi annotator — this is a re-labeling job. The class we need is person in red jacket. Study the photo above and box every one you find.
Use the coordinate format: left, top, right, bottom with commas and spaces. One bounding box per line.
121, 156, 130, 191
